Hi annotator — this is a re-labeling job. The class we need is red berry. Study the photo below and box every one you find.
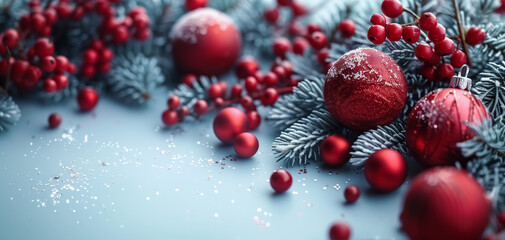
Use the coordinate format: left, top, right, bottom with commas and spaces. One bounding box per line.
56, 2, 73, 18
133, 14, 150, 30
450, 50, 467, 68
11, 60, 30, 82
329, 222, 351, 240
382, 0, 403, 18
37, 26, 51, 37
90, 39, 105, 51
427, 54, 441, 65
272, 37, 291, 59
434, 38, 455, 56
193, 100, 208, 115
98, 62, 111, 73
465, 27, 486, 46
403, 26, 420, 44
183, 74, 196, 88
497, 211, 505, 228
77, 87, 99, 112
245, 76, 258, 93
34, 38, 54, 57
113, 26, 129, 44
260, 88, 279, 106
339, 19, 356, 38
292, 37, 310, 55
289, 79, 298, 87
263, 72, 279, 87
419, 64, 436, 82
370, 13, 386, 26
100, 48, 114, 62
277, 0, 293, 7
414, 43, 434, 62
83, 49, 99, 65
162, 110, 178, 126
273, 66, 288, 81
208, 84, 224, 100
253, 71, 264, 83
128, 7, 146, 19
48, 113, 62, 128
344, 185, 360, 203
53, 73, 68, 90
80, 64, 96, 78
178, 106, 189, 122
264, 8, 280, 24
435, 63, 455, 82
23, 66, 42, 83
43, 8, 58, 25
67, 63, 76, 74
213, 97, 224, 107
368, 25, 386, 44
428, 24, 446, 42
246, 111, 261, 131
280, 61, 293, 76
235, 56, 259, 79
29, 0, 40, 8
54, 56, 69, 73
167, 95, 181, 110
309, 31, 328, 50
231, 84, 243, 98
219, 81, 228, 93
233, 132, 259, 158
2, 29, 19, 48
385, 23, 403, 41
288, 21, 305, 36
419, 12, 437, 31
71, 6, 85, 21
40, 56, 56, 72
317, 48, 330, 65
43, 78, 57, 92
30, 13, 47, 32
306, 23, 322, 34
290, 2, 307, 17
240, 96, 255, 111
185, 0, 207, 11
19, 15, 31, 32
270, 170, 292, 193
0, 58, 13, 76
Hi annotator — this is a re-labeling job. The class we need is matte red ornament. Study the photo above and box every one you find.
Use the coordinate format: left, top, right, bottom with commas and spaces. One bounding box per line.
344, 185, 360, 203
400, 167, 491, 240
329, 222, 351, 240
406, 88, 490, 167
320, 135, 351, 167
364, 149, 407, 192
324, 48, 407, 131
233, 132, 259, 158
170, 8, 241, 76
270, 170, 292, 193
77, 87, 99, 112
213, 107, 248, 144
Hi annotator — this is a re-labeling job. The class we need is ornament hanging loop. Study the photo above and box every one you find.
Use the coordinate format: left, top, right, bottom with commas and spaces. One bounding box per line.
450, 65, 472, 91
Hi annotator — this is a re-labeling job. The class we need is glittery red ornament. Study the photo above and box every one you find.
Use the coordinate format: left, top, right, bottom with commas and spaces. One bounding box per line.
213, 107, 247, 144
233, 132, 259, 158
400, 167, 491, 240
364, 149, 407, 192
170, 8, 241, 76
406, 88, 490, 167
270, 170, 292, 193
324, 48, 407, 131
320, 135, 351, 167
77, 87, 99, 112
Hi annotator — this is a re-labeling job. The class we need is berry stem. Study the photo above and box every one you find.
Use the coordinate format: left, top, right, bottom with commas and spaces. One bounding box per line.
403, 8, 420, 20
451, 0, 473, 67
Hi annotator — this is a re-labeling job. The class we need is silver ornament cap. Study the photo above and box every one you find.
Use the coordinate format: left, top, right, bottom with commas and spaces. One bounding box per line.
449, 65, 472, 91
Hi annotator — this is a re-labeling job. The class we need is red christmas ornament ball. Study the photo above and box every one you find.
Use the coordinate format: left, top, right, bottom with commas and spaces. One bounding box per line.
400, 167, 491, 240
344, 185, 360, 203
233, 132, 259, 158
170, 8, 241, 76
329, 222, 351, 240
77, 87, 99, 112
364, 149, 407, 192
320, 135, 351, 167
48, 113, 61, 128
270, 170, 292, 193
213, 107, 248, 144
406, 88, 490, 167
324, 48, 407, 131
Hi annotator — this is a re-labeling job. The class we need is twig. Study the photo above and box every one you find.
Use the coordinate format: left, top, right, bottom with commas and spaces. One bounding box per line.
403, 8, 420, 19
451, 0, 473, 67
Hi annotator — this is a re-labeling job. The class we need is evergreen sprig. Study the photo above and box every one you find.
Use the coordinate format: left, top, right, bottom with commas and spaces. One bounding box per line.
0, 94, 21, 132
36, 75, 80, 104
458, 116, 505, 164
286, 52, 325, 80
169, 76, 218, 108
473, 61, 505, 118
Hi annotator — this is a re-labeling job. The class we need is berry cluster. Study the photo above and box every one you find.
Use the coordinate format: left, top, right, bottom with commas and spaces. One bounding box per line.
368, 0, 486, 82
263, 0, 308, 24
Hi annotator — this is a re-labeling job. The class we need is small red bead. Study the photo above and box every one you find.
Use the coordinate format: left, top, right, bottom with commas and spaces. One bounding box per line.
434, 38, 455, 56
193, 100, 208, 115
428, 24, 446, 42
465, 27, 486, 46
245, 76, 258, 93
83, 49, 99, 65
419, 12, 437, 31
370, 13, 386, 26
77, 87, 99, 112
344, 185, 360, 203
309, 31, 328, 50
385, 23, 403, 41
381, 0, 403, 18
272, 37, 291, 59
162, 110, 178, 126
183, 74, 196, 88
235, 56, 259, 79
34, 38, 54, 57
403, 26, 420, 44
260, 88, 279, 106
48, 113, 62, 128
339, 19, 356, 38
231, 84, 243, 98
167, 95, 181, 110
43, 78, 57, 92
450, 50, 467, 68
329, 222, 351, 240
270, 170, 292, 193
240, 96, 255, 111
246, 111, 261, 131
185, 0, 207, 11
264, 8, 280, 24
419, 64, 436, 82
233, 132, 259, 158
414, 43, 434, 62
290, 2, 307, 17
40, 56, 56, 72
292, 37, 310, 55
263, 72, 279, 88
208, 84, 224, 100
435, 63, 454, 82
368, 25, 386, 45
53, 73, 69, 90
2, 29, 19, 48
54, 56, 69, 73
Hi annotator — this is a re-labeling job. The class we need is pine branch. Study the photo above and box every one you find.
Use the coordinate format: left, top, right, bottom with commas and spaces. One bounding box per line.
387, 40, 423, 75
473, 61, 505, 118
169, 76, 218, 108
0, 94, 20, 132
108, 53, 164, 104
467, 160, 505, 213
458, 116, 505, 163
350, 119, 409, 166
286, 52, 326, 80
267, 76, 326, 130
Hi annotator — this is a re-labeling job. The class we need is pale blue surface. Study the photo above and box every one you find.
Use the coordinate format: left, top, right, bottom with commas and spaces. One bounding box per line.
0, 85, 412, 240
